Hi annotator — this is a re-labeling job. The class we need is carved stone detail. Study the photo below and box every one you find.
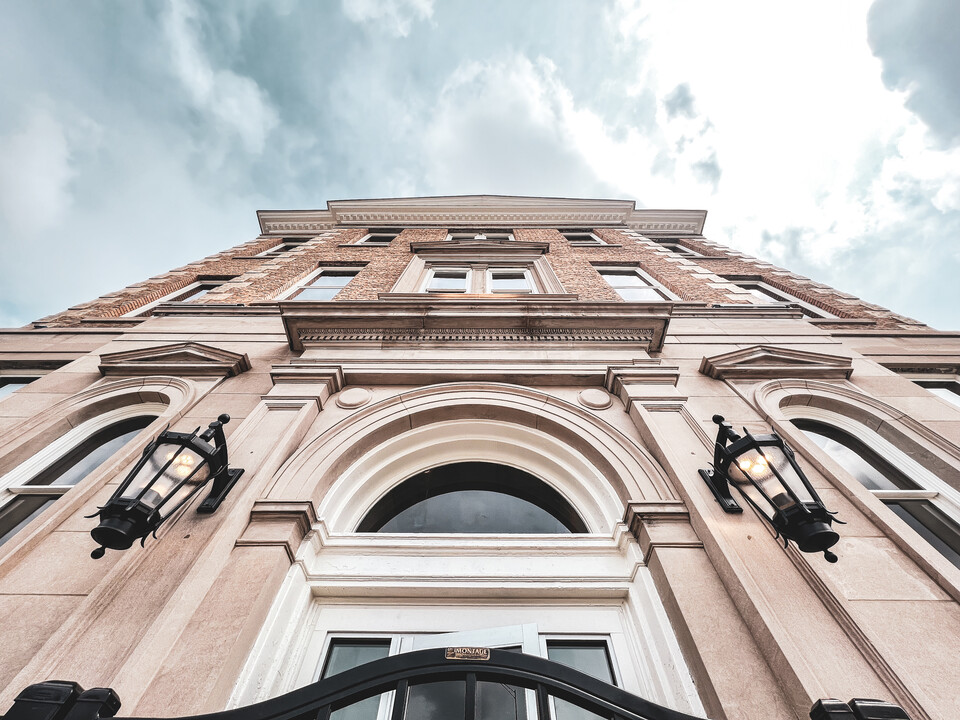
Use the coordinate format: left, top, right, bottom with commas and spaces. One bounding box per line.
98, 342, 251, 377
297, 327, 654, 344
699, 345, 854, 381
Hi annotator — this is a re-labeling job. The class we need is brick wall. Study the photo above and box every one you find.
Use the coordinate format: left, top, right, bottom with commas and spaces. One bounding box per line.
35, 226, 925, 330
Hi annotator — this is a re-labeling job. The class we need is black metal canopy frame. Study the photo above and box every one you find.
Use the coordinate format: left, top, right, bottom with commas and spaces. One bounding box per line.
1, 648, 911, 720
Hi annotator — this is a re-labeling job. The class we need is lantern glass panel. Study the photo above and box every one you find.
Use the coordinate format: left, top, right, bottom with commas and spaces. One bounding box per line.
728, 444, 813, 511
120, 445, 210, 511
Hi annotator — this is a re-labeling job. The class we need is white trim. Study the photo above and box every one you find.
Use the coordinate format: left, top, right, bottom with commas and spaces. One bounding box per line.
276, 267, 363, 301
122, 282, 223, 317
594, 265, 678, 301
563, 231, 606, 246
423, 267, 471, 293
731, 280, 836, 318
487, 267, 534, 294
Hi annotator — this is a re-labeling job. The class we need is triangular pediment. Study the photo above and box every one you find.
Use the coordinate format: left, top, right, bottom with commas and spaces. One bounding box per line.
99, 342, 251, 378
699, 345, 853, 380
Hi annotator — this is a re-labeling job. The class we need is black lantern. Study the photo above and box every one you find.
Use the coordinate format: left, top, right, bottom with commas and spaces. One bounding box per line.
699, 415, 842, 562
89, 414, 244, 559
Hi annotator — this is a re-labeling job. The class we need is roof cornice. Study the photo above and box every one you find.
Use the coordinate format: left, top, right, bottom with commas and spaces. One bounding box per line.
257, 196, 706, 236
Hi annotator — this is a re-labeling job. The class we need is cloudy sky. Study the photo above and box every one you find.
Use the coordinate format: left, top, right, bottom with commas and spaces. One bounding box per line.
1, 0, 958, 328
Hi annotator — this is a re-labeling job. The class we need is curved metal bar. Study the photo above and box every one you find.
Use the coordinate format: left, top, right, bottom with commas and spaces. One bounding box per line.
128, 649, 708, 720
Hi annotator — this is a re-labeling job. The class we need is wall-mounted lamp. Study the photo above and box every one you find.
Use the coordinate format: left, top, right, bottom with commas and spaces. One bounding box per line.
89, 414, 244, 559
699, 415, 842, 562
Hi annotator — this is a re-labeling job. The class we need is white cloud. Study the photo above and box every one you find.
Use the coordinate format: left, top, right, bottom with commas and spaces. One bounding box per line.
163, 0, 279, 153
0, 107, 83, 233
341, 0, 433, 37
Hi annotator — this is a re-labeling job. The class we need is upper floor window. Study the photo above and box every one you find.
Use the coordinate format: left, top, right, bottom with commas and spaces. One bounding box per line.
357, 229, 400, 246
123, 281, 227, 317
792, 419, 960, 569
421, 264, 537, 294
595, 266, 675, 301
729, 279, 836, 318
0, 378, 39, 402
0, 415, 156, 546
562, 230, 605, 247
445, 230, 515, 242
280, 267, 363, 301
257, 238, 310, 257
659, 242, 702, 258
914, 380, 960, 409
358, 462, 587, 534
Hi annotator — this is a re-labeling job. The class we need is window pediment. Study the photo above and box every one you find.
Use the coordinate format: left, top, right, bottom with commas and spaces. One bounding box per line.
98, 342, 251, 377
410, 239, 549, 255
699, 345, 854, 381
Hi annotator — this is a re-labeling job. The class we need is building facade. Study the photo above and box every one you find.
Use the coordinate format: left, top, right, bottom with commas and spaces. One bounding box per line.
0, 196, 958, 720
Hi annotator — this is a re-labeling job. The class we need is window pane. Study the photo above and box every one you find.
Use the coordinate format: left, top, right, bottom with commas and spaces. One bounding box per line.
476, 681, 528, 720
177, 284, 218, 302
741, 285, 781, 303
0, 381, 31, 400
0, 496, 57, 546
598, 271, 646, 287
491, 273, 530, 292
29, 417, 154, 487
406, 681, 465, 720
428, 272, 468, 291
295, 287, 339, 301
546, 642, 615, 684
321, 639, 392, 679
312, 271, 358, 288
616, 287, 664, 301
923, 385, 960, 409
886, 501, 960, 570
359, 462, 587, 533
321, 639, 392, 720
792, 421, 918, 491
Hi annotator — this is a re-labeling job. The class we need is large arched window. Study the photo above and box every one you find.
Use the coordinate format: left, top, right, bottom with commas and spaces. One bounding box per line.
792, 419, 960, 569
0, 415, 156, 546
357, 462, 588, 534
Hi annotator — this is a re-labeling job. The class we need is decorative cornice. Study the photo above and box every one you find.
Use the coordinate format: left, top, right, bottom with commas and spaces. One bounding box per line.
699, 345, 854, 381
278, 300, 672, 353
257, 196, 706, 235
98, 342, 251, 378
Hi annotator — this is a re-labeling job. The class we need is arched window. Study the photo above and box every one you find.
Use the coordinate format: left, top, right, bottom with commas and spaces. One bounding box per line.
0, 415, 155, 546
792, 419, 960, 569
357, 462, 588, 534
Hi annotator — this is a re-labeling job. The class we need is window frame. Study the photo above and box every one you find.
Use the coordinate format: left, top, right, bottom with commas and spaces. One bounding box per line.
0, 377, 40, 402
785, 409, 960, 571
122, 281, 228, 317
914, 379, 960, 409
729, 279, 836, 318
277, 266, 365, 301
561, 230, 606, 247
424, 267, 472, 294
415, 263, 546, 295
594, 265, 678, 301
444, 230, 516, 242
256, 238, 311, 257
356, 230, 401, 246
658, 242, 703, 258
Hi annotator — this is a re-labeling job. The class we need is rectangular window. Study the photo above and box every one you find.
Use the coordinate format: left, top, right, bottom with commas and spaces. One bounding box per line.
257, 238, 309, 257
286, 268, 362, 301
915, 381, 960, 409
488, 269, 532, 293
659, 242, 702, 257
885, 500, 960, 569
122, 281, 227, 317
445, 230, 515, 242
596, 267, 673, 301
0, 378, 37, 401
427, 269, 470, 293
730, 280, 836, 318
562, 230, 604, 247
357, 229, 400, 246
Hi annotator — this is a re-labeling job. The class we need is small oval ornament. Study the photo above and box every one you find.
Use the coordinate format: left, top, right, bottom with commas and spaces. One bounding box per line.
578, 388, 612, 410
445, 647, 491, 661
337, 387, 372, 409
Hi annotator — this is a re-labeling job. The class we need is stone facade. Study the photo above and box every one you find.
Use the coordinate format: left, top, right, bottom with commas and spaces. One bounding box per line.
1, 196, 958, 720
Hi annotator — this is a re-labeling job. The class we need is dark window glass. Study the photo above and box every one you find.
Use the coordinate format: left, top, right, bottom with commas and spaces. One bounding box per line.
886, 501, 960, 569
0, 497, 57, 546
917, 382, 960, 409
321, 639, 392, 720
476, 681, 528, 720
490, 272, 530, 292
428, 271, 468, 292
293, 270, 360, 300
406, 681, 465, 720
792, 420, 917, 491
29, 417, 154, 487
358, 462, 587, 534
546, 642, 616, 720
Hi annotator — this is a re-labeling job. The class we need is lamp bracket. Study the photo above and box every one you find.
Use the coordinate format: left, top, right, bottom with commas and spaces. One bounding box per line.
698, 469, 743, 513
197, 468, 244, 514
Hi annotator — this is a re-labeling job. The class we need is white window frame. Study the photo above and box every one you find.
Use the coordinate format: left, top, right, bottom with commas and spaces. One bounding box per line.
783, 406, 960, 567
731, 280, 836, 318
913, 379, 960, 410
356, 231, 400, 246
487, 267, 534, 294
562, 231, 606, 247
256, 238, 310, 257
594, 265, 678, 301
445, 231, 515, 242
122, 281, 226, 317
0, 377, 39, 402
424, 266, 472, 293
659, 242, 703, 258
276, 266, 364, 301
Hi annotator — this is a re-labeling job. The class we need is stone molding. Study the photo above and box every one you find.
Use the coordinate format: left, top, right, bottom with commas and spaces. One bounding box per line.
699, 345, 854, 381
279, 300, 672, 353
624, 501, 702, 562
98, 342, 251, 378
257, 196, 706, 235
237, 500, 318, 563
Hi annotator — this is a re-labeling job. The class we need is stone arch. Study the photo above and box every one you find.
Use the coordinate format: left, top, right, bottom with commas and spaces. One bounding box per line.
271, 382, 676, 534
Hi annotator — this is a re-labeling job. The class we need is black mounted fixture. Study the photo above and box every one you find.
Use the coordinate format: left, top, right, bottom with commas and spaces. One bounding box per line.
700, 415, 842, 562
88, 414, 243, 558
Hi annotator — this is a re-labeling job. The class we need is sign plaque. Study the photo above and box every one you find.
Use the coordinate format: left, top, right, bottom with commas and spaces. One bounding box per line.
445, 647, 491, 661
